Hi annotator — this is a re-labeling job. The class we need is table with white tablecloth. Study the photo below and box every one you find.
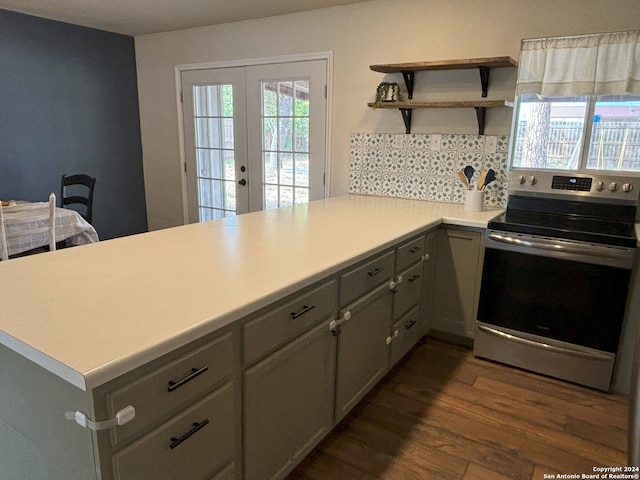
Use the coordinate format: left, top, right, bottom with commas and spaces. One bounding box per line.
2, 205, 99, 257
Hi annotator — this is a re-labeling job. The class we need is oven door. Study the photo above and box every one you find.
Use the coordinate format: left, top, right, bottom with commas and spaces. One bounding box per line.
475, 230, 635, 390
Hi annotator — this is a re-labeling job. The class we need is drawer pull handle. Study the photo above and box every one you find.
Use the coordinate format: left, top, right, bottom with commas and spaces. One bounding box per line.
170, 419, 209, 449
407, 274, 421, 283
405, 320, 417, 330
409, 246, 422, 254
368, 267, 384, 277
291, 304, 315, 319
167, 366, 209, 392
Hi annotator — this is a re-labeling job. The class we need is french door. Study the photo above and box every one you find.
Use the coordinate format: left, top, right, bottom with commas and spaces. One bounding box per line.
181, 59, 327, 223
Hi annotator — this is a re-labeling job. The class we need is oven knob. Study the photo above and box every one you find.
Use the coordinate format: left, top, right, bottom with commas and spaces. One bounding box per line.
595, 181, 605, 191
609, 182, 618, 191
516, 175, 525, 185
622, 183, 633, 193
528, 176, 537, 185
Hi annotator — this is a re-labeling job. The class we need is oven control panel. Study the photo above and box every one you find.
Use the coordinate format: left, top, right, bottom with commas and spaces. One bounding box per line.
551, 176, 592, 191
509, 170, 639, 204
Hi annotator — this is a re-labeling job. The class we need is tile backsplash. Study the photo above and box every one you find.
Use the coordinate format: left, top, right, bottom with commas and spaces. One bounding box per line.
349, 133, 510, 208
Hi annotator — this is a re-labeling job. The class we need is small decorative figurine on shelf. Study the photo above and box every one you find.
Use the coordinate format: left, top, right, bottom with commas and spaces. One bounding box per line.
374, 82, 401, 105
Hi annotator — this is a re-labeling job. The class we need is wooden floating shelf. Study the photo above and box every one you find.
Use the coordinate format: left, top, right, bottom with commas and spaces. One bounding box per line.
367, 100, 514, 135
369, 56, 517, 74
367, 100, 513, 109
368, 56, 518, 134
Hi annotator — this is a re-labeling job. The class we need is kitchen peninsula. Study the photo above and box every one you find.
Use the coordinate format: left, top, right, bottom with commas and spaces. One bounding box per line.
0, 194, 500, 480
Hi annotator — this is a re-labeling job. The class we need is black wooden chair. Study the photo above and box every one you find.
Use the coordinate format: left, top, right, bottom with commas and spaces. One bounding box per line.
60, 174, 96, 224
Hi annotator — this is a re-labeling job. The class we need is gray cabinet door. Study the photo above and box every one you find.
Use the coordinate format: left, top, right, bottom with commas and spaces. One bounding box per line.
335, 283, 393, 421
432, 228, 483, 338
244, 320, 336, 480
419, 230, 437, 337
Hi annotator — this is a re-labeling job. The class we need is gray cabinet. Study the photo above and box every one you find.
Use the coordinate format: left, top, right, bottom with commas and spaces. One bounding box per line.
388, 234, 428, 366
419, 230, 437, 337
243, 321, 335, 480
111, 382, 234, 480
432, 227, 484, 339
242, 279, 337, 480
0, 227, 444, 480
390, 306, 420, 365
334, 281, 393, 421
0, 328, 239, 480
95, 330, 238, 480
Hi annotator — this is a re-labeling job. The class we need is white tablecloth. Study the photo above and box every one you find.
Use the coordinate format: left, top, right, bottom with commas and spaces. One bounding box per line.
2, 206, 99, 257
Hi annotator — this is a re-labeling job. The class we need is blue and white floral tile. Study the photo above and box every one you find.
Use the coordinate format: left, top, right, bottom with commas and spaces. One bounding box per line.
404, 175, 429, 200
350, 133, 364, 148
405, 149, 431, 175
384, 134, 406, 149
362, 133, 385, 149
382, 148, 406, 173
362, 148, 384, 172
348, 171, 362, 194
349, 148, 363, 171
457, 134, 485, 151
452, 181, 469, 203
361, 171, 382, 195
405, 134, 431, 150
382, 173, 406, 198
484, 181, 509, 207
441, 134, 459, 150
428, 177, 454, 202
430, 151, 456, 177
348, 132, 510, 208
496, 136, 510, 152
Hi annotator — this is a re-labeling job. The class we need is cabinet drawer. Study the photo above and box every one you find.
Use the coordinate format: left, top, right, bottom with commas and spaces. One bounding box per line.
394, 261, 424, 320
339, 250, 395, 306
112, 382, 234, 480
396, 235, 426, 272
244, 279, 337, 365
390, 307, 420, 366
107, 332, 234, 446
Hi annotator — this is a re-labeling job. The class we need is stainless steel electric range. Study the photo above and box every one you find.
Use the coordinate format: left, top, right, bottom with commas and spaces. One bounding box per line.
475, 170, 639, 391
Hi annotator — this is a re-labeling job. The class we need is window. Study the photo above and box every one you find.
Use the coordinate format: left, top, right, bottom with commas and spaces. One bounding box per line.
261, 79, 311, 209
512, 31, 640, 173
511, 94, 640, 173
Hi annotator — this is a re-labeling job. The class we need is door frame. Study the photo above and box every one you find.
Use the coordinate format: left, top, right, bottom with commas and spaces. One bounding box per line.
175, 51, 334, 224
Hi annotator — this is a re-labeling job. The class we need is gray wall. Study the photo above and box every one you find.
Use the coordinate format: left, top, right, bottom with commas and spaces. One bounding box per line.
0, 9, 147, 240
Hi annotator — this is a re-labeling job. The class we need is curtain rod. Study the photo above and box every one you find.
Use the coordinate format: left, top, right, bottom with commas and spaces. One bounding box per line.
521, 29, 639, 43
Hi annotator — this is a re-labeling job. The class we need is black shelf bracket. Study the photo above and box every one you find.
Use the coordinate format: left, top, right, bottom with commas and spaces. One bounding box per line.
474, 106, 486, 135
399, 108, 412, 134
401, 71, 415, 99
478, 66, 490, 97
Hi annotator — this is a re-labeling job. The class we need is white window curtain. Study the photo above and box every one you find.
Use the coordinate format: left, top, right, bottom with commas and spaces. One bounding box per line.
516, 30, 640, 97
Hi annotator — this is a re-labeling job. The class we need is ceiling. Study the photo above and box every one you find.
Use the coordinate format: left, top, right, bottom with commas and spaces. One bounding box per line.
0, 0, 373, 36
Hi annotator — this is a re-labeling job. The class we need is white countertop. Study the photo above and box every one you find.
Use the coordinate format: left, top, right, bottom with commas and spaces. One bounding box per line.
0, 195, 501, 391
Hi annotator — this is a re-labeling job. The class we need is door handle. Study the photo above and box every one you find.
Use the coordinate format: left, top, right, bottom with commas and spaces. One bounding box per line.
238, 179, 247, 186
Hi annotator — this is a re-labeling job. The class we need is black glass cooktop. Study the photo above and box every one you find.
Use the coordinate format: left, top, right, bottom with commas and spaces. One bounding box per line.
489, 196, 637, 248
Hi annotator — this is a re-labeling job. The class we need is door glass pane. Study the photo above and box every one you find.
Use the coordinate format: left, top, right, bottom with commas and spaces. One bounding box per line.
193, 84, 236, 219
511, 94, 588, 170
586, 95, 640, 172
261, 78, 310, 209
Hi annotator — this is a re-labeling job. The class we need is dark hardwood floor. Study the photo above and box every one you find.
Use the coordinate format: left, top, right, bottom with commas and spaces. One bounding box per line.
286, 337, 629, 480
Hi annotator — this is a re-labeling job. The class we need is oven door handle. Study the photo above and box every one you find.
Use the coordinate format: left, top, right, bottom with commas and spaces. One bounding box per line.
487, 232, 632, 260
476, 325, 612, 361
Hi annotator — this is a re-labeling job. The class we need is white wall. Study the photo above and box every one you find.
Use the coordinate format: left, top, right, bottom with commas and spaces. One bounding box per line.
135, 0, 640, 231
